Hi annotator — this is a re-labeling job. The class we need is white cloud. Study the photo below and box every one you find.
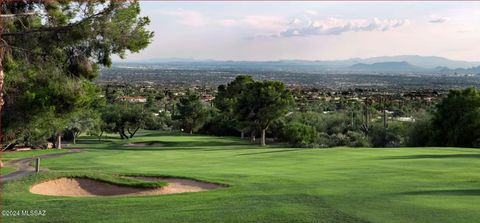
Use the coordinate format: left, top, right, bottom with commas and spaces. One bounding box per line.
304, 10, 318, 16
242, 15, 287, 32
159, 9, 410, 40
267, 16, 409, 38
159, 8, 210, 27
216, 19, 239, 27
158, 9, 285, 32
429, 15, 451, 23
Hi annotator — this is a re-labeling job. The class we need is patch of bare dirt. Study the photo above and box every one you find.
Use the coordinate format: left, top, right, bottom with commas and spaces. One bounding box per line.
29, 177, 223, 197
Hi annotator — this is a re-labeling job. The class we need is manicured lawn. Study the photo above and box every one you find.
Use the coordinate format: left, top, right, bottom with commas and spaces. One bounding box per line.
1, 149, 70, 160
1, 149, 71, 176
2, 132, 479, 223
1, 166, 16, 176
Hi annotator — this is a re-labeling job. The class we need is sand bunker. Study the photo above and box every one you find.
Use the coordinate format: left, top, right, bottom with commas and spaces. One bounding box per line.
30, 177, 223, 197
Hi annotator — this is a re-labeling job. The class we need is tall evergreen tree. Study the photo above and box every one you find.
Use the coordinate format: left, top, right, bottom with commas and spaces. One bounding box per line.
173, 92, 208, 134
235, 80, 294, 146
1, 1, 153, 147
214, 75, 254, 138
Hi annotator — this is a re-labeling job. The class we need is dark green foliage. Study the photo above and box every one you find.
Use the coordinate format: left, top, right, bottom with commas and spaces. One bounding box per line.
214, 75, 254, 113
173, 91, 208, 134
432, 87, 480, 147
282, 122, 317, 147
64, 109, 101, 144
199, 111, 239, 136
407, 118, 434, 146
2, 1, 153, 146
101, 102, 155, 139
235, 80, 294, 145
3, 1, 154, 78
213, 75, 254, 136
369, 122, 409, 147
3, 68, 101, 146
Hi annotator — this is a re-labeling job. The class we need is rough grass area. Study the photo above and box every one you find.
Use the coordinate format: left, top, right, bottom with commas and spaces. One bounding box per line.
0, 166, 16, 176
2, 132, 480, 223
1, 149, 71, 176
1, 149, 71, 160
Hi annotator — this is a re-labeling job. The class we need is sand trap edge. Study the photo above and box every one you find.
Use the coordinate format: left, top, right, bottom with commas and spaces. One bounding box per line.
29, 176, 225, 197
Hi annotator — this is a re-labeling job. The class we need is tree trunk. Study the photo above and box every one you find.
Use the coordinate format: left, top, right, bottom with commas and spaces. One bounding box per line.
250, 131, 256, 142
0, 22, 4, 147
129, 127, 140, 138
73, 133, 76, 144
98, 131, 103, 141
55, 134, 62, 149
240, 131, 244, 139
190, 129, 193, 134
119, 128, 128, 139
351, 111, 354, 127
383, 108, 387, 129
261, 129, 266, 146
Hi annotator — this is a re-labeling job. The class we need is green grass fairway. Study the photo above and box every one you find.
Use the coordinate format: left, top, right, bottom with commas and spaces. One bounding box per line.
1, 149, 71, 176
2, 133, 480, 223
1, 166, 16, 176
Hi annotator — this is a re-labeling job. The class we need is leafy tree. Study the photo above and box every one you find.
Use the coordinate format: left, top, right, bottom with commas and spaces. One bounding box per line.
1, 1, 153, 147
173, 92, 208, 134
3, 71, 100, 148
65, 110, 100, 144
214, 75, 254, 138
431, 87, 480, 147
235, 80, 294, 146
101, 102, 154, 139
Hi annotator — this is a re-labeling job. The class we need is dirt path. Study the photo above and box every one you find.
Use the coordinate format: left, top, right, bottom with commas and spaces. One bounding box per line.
0, 148, 82, 183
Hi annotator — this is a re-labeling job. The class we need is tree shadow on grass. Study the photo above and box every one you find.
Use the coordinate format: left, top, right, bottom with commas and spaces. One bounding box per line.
237, 149, 301, 156
400, 189, 480, 196
159, 140, 250, 148
382, 154, 480, 160
96, 145, 256, 152
77, 140, 114, 144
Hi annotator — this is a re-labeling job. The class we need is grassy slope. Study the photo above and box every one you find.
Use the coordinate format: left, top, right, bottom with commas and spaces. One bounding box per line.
2, 133, 480, 223
1, 149, 70, 176
1, 149, 70, 160
1, 166, 16, 176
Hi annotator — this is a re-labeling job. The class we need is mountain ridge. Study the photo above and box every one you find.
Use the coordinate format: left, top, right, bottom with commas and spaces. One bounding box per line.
117, 55, 480, 69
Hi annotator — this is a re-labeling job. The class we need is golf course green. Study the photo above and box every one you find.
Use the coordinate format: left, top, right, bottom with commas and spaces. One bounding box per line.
2, 131, 479, 223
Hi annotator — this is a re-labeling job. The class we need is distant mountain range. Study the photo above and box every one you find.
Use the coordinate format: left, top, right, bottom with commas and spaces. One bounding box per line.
115, 55, 480, 74
345, 55, 480, 69
349, 61, 423, 72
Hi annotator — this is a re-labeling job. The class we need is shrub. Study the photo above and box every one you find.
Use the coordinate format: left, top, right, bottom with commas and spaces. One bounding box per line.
282, 122, 317, 147
346, 131, 370, 147
407, 118, 434, 146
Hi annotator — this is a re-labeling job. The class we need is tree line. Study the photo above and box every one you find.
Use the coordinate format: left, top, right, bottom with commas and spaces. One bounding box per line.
96, 76, 480, 148
1, 1, 479, 149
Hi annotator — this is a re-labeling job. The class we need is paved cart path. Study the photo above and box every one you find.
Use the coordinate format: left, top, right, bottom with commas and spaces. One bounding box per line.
0, 148, 82, 183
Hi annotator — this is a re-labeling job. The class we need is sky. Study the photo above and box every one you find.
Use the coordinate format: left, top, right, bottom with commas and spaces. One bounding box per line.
118, 1, 480, 62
